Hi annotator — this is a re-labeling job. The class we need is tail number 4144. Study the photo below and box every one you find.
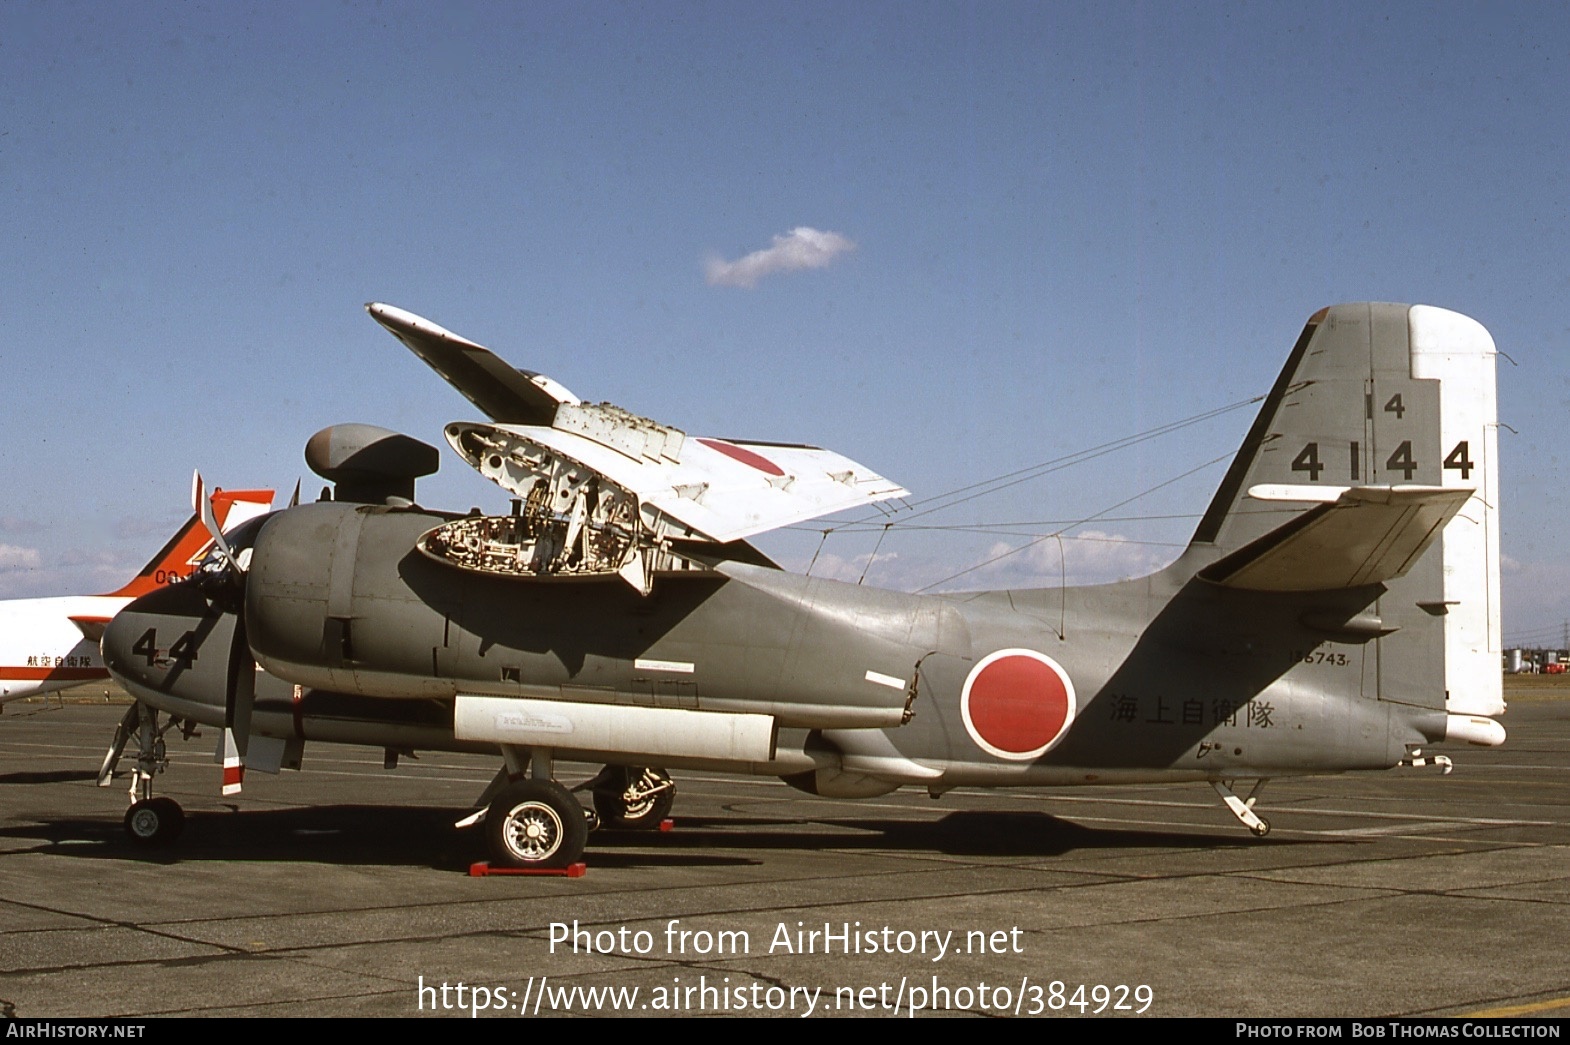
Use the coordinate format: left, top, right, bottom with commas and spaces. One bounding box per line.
1291, 440, 1474, 483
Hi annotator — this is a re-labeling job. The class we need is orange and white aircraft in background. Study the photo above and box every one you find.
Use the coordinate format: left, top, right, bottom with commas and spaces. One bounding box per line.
0, 488, 273, 705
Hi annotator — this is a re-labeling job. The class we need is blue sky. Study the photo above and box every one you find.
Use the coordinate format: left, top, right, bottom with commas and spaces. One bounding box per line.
1, 2, 1566, 643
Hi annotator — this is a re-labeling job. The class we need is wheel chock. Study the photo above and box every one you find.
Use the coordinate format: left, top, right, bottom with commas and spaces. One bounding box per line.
468, 861, 588, 878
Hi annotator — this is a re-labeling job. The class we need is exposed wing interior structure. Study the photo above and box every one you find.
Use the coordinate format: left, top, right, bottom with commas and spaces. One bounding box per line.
427, 415, 907, 591
368, 303, 908, 591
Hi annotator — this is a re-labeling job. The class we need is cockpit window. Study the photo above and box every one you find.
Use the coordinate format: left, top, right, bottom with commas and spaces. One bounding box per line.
222, 512, 272, 553
194, 511, 276, 574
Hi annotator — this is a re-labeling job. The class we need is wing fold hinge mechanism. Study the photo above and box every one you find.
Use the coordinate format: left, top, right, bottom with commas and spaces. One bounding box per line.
419, 424, 710, 594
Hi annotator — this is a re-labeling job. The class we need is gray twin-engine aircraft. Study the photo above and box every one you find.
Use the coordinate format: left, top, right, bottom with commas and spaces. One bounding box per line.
101, 301, 1504, 869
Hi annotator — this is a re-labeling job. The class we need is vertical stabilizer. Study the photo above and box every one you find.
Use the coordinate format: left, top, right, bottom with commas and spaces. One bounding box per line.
106, 489, 274, 598
1192, 304, 1405, 553
1186, 304, 1501, 721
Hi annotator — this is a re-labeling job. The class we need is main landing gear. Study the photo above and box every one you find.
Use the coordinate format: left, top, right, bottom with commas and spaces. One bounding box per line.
586, 766, 675, 830
467, 752, 677, 869
486, 779, 588, 869
466, 747, 592, 870
100, 703, 189, 847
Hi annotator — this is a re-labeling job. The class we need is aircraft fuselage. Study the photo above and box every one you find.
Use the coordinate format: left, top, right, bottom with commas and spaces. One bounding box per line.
105, 500, 1436, 794
0, 596, 120, 703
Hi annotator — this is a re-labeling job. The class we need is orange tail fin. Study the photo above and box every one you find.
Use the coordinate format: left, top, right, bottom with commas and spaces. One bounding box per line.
104, 488, 273, 597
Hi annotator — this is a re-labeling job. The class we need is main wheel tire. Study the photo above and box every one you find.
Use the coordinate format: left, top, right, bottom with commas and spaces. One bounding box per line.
592, 767, 675, 830
486, 780, 587, 869
124, 797, 185, 846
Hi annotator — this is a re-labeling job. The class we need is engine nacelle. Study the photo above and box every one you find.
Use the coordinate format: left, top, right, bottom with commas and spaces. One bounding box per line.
244, 501, 918, 729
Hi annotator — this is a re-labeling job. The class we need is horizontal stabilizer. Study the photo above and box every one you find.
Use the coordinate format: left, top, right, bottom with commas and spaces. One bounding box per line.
69, 615, 112, 642
1198, 485, 1472, 592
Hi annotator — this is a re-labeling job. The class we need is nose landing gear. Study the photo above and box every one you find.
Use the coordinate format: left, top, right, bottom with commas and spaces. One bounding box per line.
124, 796, 185, 845
101, 703, 188, 847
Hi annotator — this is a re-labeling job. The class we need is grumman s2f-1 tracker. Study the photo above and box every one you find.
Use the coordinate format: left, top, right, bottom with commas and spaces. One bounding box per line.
101, 301, 1503, 868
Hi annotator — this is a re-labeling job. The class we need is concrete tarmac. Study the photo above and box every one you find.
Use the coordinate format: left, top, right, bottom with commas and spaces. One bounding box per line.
1, 688, 1567, 1018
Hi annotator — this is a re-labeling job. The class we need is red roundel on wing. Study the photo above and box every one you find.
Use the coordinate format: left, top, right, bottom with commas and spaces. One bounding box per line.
966, 654, 1071, 755
697, 438, 785, 476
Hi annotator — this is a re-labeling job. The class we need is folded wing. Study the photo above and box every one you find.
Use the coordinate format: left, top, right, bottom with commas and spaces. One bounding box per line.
369, 303, 907, 543
367, 303, 580, 425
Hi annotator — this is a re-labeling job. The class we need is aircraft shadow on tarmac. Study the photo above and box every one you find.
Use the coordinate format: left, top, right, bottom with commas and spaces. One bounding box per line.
3, 806, 1310, 871
1, 806, 748, 870
590, 810, 1290, 860
0, 770, 99, 786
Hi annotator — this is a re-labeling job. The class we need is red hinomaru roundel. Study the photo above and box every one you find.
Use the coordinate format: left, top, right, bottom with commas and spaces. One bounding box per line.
959, 649, 1078, 761
696, 438, 786, 476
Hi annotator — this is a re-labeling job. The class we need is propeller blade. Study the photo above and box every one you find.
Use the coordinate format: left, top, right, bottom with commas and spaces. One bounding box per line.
218, 728, 244, 796
287, 478, 301, 508
192, 470, 241, 575
219, 610, 256, 795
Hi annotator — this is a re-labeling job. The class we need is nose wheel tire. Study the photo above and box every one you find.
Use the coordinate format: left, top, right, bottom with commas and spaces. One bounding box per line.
486, 780, 587, 869
124, 797, 185, 846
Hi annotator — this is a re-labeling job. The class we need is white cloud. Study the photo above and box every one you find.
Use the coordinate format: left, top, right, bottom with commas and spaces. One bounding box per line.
0, 544, 42, 573
805, 549, 899, 585
967, 530, 1176, 589
705, 226, 856, 288
0, 546, 145, 599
